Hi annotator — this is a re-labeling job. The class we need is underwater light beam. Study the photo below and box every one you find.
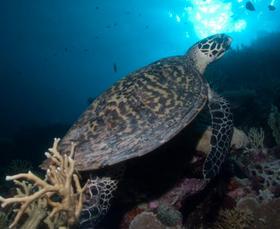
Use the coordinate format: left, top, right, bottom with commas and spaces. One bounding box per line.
187, 0, 247, 38
170, 0, 247, 38
270, 0, 276, 5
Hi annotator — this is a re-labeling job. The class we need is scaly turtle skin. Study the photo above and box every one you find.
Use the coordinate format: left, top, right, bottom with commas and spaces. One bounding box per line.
42, 34, 233, 226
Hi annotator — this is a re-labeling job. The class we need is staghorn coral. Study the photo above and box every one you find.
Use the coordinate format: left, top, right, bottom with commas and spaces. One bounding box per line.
0, 138, 86, 229
7, 180, 48, 229
212, 208, 254, 229
268, 105, 280, 145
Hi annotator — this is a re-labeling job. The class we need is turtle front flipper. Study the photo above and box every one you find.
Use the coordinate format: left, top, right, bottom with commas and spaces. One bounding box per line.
79, 165, 125, 228
203, 89, 233, 179
80, 177, 118, 228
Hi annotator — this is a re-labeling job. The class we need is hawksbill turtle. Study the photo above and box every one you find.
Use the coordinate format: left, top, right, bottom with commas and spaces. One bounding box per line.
42, 33, 233, 226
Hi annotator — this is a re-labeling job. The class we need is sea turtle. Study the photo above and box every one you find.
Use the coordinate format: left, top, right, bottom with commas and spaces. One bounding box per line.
43, 34, 233, 226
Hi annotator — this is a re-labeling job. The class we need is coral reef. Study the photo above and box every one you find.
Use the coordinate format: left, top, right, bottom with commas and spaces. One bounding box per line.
0, 138, 85, 228
118, 128, 280, 229
248, 160, 280, 198
218, 125, 280, 228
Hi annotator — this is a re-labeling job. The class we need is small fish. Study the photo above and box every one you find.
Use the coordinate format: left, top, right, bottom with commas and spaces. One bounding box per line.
268, 5, 276, 11
246, 1, 256, 11
113, 63, 117, 73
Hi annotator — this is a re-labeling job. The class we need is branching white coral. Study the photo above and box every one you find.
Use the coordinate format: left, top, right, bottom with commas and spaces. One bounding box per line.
0, 138, 86, 228
246, 127, 265, 151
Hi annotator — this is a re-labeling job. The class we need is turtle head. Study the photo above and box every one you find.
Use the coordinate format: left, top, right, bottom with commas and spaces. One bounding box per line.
187, 34, 232, 74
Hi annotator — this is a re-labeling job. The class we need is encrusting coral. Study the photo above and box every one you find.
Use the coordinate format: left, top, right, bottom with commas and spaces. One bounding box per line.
237, 197, 280, 229
212, 208, 254, 229
156, 204, 182, 227
0, 138, 86, 228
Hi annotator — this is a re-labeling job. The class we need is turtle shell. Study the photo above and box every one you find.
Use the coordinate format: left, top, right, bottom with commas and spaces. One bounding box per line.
57, 56, 208, 171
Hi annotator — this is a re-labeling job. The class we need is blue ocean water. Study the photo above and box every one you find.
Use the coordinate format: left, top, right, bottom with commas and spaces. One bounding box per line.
0, 0, 279, 136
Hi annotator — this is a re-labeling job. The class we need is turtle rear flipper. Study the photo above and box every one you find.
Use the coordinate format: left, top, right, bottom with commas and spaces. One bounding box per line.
203, 90, 233, 179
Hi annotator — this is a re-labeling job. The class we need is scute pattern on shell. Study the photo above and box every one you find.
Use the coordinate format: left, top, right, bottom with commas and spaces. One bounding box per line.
59, 56, 208, 171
